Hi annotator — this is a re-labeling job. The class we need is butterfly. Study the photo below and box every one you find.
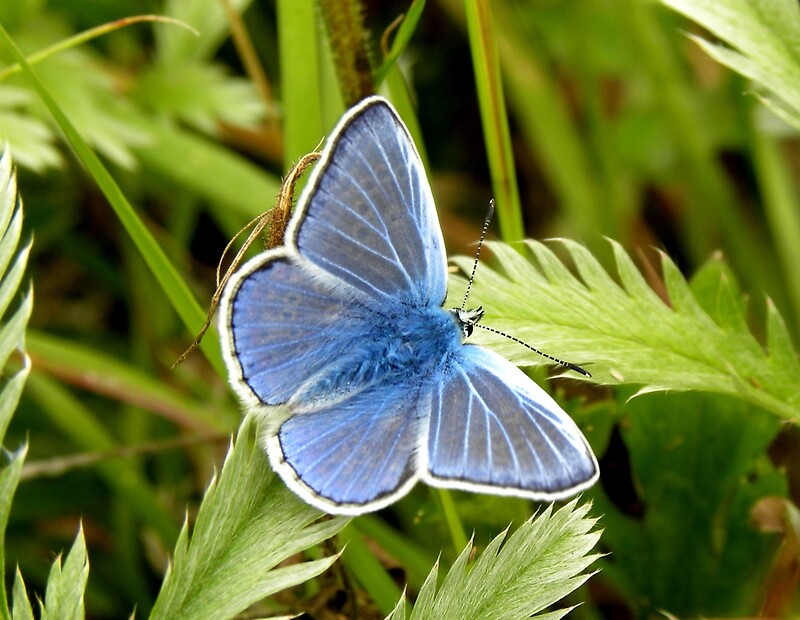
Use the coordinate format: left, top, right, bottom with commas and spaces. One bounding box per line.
219, 96, 599, 515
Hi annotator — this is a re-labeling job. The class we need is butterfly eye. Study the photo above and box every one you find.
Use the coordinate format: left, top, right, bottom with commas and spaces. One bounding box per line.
451, 307, 485, 339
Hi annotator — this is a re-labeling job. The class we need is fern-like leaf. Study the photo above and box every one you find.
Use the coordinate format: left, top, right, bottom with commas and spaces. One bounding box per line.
386, 499, 600, 620
39, 528, 88, 620
660, 0, 800, 129
448, 239, 800, 421
149, 415, 348, 620
11, 568, 33, 620
0, 146, 31, 444
0, 146, 32, 618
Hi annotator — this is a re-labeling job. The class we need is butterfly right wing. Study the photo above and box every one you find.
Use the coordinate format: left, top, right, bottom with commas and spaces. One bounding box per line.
219, 248, 375, 408
423, 346, 598, 499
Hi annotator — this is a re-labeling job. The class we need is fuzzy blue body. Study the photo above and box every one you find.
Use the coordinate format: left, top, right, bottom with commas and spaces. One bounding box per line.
295, 305, 461, 409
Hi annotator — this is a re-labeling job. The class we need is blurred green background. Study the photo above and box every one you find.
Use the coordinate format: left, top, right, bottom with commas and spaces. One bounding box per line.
0, 0, 798, 617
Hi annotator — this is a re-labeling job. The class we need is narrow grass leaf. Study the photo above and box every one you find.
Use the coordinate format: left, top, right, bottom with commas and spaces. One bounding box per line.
375, 0, 427, 86
465, 0, 524, 243
278, 0, 324, 166
0, 24, 225, 374
340, 524, 402, 617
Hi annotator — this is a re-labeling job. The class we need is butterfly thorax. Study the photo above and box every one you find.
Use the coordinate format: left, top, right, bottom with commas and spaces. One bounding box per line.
291, 304, 462, 411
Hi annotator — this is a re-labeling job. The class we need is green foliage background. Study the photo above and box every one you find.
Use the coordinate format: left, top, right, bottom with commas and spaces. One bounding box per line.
0, 0, 798, 618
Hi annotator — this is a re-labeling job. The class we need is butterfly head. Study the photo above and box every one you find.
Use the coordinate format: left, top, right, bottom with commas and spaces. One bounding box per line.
451, 306, 484, 339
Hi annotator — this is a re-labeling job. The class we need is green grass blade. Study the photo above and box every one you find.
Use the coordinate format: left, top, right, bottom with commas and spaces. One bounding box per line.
465, 0, 524, 243
750, 122, 800, 331
375, 0, 427, 86
277, 0, 325, 166
0, 22, 224, 374
339, 523, 403, 617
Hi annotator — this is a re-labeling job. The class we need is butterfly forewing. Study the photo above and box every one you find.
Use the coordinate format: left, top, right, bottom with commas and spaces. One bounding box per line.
291, 100, 448, 308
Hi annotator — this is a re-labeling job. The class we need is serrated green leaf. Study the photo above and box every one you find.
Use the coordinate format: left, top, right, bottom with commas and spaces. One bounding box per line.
11, 568, 33, 620
662, 0, 800, 120
150, 415, 348, 620
0, 146, 30, 436
0, 85, 60, 172
40, 527, 88, 620
447, 239, 800, 421
159, 0, 254, 65
766, 298, 800, 375
133, 61, 263, 134
0, 145, 30, 620
384, 592, 407, 620
0, 445, 26, 619
395, 500, 599, 620
0, 107, 60, 172
24, 51, 154, 169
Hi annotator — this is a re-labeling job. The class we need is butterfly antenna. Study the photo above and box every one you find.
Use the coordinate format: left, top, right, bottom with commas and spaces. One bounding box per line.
461, 199, 495, 311
475, 323, 592, 377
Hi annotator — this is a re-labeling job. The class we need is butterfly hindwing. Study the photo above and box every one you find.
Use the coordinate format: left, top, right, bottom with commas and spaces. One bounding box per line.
424, 346, 599, 498
266, 381, 426, 514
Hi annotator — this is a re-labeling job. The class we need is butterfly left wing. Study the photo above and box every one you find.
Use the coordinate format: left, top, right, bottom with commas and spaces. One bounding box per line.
423, 346, 598, 499
265, 380, 428, 515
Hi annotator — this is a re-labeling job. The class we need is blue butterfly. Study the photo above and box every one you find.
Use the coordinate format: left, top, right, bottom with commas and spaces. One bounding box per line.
219, 97, 598, 515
